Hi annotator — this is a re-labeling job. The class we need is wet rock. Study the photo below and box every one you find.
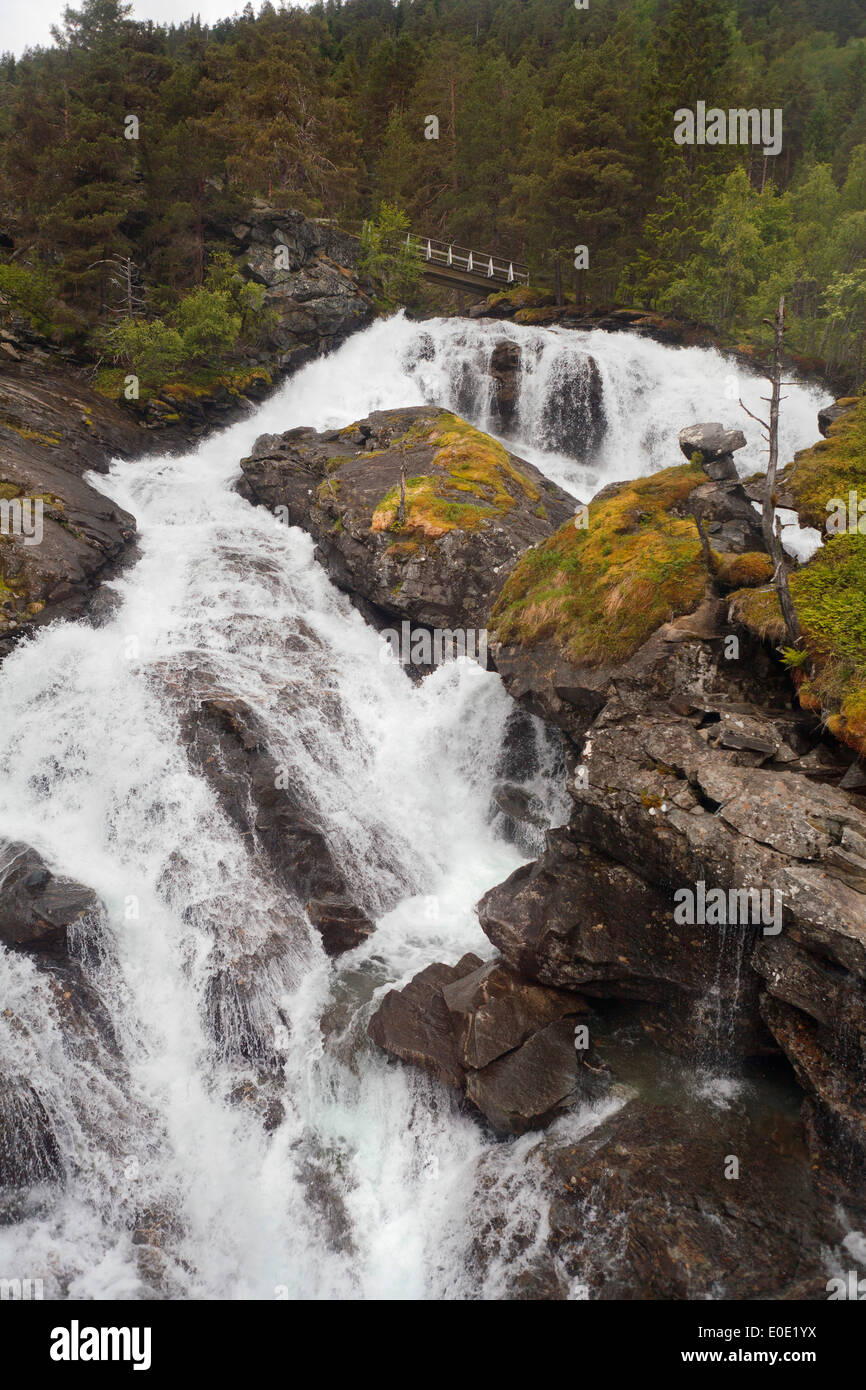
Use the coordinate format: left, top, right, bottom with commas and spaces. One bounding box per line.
539, 351, 605, 460
543, 1099, 842, 1299
491, 782, 548, 828
441, 958, 583, 1069
0, 357, 139, 652
369, 954, 606, 1134
173, 680, 374, 957
238, 406, 576, 630
0, 842, 103, 957
488, 339, 521, 427
466, 1018, 594, 1135
368, 954, 484, 1089
0, 1078, 64, 1189
306, 898, 375, 956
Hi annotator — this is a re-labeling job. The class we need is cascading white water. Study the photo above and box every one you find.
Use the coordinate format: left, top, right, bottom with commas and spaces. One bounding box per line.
0, 316, 830, 1299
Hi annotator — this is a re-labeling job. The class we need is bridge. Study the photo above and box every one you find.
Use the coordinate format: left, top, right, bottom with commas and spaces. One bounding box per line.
326, 220, 530, 297
402, 234, 529, 293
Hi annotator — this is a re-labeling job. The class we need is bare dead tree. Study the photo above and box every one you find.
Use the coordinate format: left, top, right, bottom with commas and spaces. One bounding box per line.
739, 295, 803, 647
88, 255, 147, 319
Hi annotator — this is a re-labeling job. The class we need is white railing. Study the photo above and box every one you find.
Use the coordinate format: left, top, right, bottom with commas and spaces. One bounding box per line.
405, 233, 529, 285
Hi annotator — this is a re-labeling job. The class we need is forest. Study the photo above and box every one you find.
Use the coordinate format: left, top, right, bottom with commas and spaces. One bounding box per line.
0, 0, 864, 381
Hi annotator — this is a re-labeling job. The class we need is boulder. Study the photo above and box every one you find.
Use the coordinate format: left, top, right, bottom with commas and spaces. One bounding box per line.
539, 351, 605, 460
164, 663, 374, 958
368, 954, 484, 1089
488, 339, 522, 427
368, 953, 606, 1134
543, 1099, 843, 1299
678, 422, 747, 478
238, 406, 577, 630
441, 957, 582, 1069
465, 1017, 600, 1135
0, 841, 103, 957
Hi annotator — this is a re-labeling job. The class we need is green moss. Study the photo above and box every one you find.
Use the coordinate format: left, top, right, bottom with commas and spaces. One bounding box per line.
491, 461, 707, 666
95, 364, 272, 406
485, 285, 554, 312
712, 550, 774, 588
779, 396, 865, 530
371, 412, 540, 539
730, 397, 866, 755
0, 413, 60, 446
731, 534, 866, 755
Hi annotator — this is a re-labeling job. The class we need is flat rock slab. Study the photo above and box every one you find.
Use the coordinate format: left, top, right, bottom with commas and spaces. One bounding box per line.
544, 1098, 843, 1299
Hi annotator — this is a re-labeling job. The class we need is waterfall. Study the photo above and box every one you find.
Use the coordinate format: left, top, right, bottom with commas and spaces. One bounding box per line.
0, 316, 828, 1299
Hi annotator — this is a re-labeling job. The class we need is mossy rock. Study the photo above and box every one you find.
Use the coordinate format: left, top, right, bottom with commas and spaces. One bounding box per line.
371, 412, 540, 540
486, 285, 555, 312
730, 397, 866, 756
712, 550, 774, 589
491, 460, 707, 667
778, 395, 866, 530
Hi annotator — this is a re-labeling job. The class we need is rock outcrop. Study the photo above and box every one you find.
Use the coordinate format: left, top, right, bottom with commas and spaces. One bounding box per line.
368, 953, 609, 1134
238, 406, 577, 630
476, 407, 866, 1202
229, 205, 373, 373
542, 1099, 843, 1299
0, 352, 141, 651
678, 421, 747, 479
0, 842, 116, 1192
164, 661, 375, 958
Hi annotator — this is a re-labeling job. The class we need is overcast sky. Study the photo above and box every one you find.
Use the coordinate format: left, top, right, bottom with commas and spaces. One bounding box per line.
3, 0, 315, 56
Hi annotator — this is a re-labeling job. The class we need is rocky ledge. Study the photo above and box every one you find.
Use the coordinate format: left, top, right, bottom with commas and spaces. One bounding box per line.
238, 406, 577, 630
369, 400, 866, 1217
0, 351, 142, 652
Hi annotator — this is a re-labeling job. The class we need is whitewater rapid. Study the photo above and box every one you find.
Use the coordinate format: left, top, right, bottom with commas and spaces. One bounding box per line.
0, 317, 829, 1298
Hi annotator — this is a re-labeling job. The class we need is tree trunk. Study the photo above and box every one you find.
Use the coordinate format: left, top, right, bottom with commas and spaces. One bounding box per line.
761, 297, 803, 647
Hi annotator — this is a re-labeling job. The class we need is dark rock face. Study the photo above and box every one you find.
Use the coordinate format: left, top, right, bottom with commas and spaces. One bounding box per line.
479, 586, 866, 1195
0, 842, 103, 957
0, 842, 117, 1193
171, 670, 374, 957
539, 351, 605, 460
368, 954, 608, 1134
230, 205, 373, 371
0, 354, 139, 651
488, 339, 522, 427
543, 1100, 842, 1299
368, 954, 484, 1090
238, 406, 577, 630
818, 398, 858, 438
0, 1079, 64, 1189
